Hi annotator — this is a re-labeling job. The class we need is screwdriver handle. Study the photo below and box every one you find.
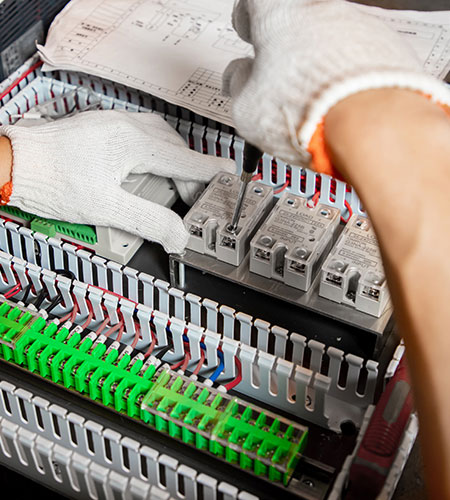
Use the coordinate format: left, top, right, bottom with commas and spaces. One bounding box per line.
345, 356, 413, 499
241, 142, 263, 181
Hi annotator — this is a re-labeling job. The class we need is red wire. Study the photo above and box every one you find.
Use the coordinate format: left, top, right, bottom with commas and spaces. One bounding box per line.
130, 320, 141, 350
88, 284, 138, 307
274, 180, 289, 195
80, 298, 94, 330
70, 300, 79, 323
105, 319, 124, 339
59, 300, 79, 324
116, 323, 124, 343
192, 349, 206, 376
5, 283, 21, 299
309, 191, 320, 206
170, 358, 185, 370
180, 352, 191, 372
342, 200, 353, 223
144, 321, 157, 357
0, 60, 43, 103
224, 357, 242, 391
95, 316, 110, 335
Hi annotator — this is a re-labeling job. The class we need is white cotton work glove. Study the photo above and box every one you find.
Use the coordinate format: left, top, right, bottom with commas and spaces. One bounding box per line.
223, 0, 450, 167
0, 110, 235, 254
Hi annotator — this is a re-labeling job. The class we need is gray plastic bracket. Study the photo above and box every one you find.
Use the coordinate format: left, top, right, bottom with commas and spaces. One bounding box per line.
220, 305, 235, 340
62, 242, 80, 278
155, 279, 170, 315
185, 323, 203, 363
120, 298, 137, 344
54, 274, 75, 316
48, 236, 65, 269
169, 287, 185, 321
11, 256, 30, 295
72, 280, 89, 319
5, 221, 23, 260
77, 249, 94, 285
0, 220, 9, 255
221, 337, 239, 379
103, 292, 119, 326
41, 268, 59, 302
308, 340, 325, 373
203, 330, 220, 370
254, 319, 270, 353
107, 260, 123, 295
205, 128, 219, 156
192, 123, 206, 152
139, 272, 155, 309
19, 226, 37, 265
167, 317, 186, 361
236, 312, 252, 347
153, 310, 169, 347
198, 473, 218, 500
203, 298, 219, 332
34, 231, 51, 270
88, 287, 106, 327
272, 326, 288, 359
124, 266, 139, 303
27, 262, 44, 300
291, 333, 307, 365
91, 254, 108, 289
0, 252, 15, 290
186, 293, 201, 326
136, 304, 153, 351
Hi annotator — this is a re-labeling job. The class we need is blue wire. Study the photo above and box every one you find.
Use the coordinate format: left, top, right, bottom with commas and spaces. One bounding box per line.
182, 334, 224, 382
209, 349, 224, 382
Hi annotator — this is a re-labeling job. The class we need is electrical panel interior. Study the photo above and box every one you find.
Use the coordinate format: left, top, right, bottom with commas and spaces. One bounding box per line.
0, 59, 414, 500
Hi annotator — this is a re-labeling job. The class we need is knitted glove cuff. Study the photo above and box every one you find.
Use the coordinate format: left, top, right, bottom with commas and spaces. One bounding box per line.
300, 70, 450, 178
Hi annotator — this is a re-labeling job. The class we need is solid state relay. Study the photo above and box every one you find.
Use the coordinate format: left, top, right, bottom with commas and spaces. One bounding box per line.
184, 173, 273, 266
250, 193, 341, 291
319, 215, 390, 317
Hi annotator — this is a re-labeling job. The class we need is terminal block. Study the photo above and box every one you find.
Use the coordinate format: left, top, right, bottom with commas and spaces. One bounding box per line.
250, 194, 340, 291
142, 368, 308, 485
0, 297, 308, 485
319, 215, 390, 317
184, 173, 273, 266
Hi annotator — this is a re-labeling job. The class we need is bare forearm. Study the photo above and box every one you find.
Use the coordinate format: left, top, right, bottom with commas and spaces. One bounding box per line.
325, 89, 450, 499
0, 136, 12, 186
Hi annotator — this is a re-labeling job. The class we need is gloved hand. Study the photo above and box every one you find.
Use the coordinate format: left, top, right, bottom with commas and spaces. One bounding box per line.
0, 110, 235, 254
223, 0, 449, 169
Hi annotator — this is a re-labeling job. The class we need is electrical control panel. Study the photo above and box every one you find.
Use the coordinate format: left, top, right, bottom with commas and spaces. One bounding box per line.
250, 194, 340, 292
320, 215, 390, 317
184, 173, 273, 266
0, 62, 414, 500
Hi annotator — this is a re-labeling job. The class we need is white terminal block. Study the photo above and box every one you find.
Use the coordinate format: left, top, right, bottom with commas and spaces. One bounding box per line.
319, 214, 390, 317
184, 173, 273, 266
250, 193, 340, 291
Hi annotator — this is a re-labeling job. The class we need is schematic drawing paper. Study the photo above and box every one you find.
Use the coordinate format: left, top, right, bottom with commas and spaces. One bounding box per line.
38, 0, 450, 126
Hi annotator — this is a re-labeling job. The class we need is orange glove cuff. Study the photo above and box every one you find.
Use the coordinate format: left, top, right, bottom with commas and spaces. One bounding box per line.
307, 97, 449, 182
0, 181, 12, 206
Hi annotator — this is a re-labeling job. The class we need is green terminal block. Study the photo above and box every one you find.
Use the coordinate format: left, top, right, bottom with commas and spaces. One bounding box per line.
0, 296, 308, 485
0, 205, 97, 245
141, 369, 308, 485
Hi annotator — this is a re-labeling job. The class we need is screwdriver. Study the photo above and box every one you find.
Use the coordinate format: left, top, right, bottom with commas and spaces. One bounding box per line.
344, 356, 413, 499
228, 142, 264, 234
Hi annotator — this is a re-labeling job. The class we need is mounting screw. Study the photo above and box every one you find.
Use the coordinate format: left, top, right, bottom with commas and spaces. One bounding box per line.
259, 235, 273, 247
220, 175, 232, 185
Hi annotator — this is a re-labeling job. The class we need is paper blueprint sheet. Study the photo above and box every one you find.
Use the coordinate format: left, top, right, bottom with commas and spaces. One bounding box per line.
38, 0, 450, 126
